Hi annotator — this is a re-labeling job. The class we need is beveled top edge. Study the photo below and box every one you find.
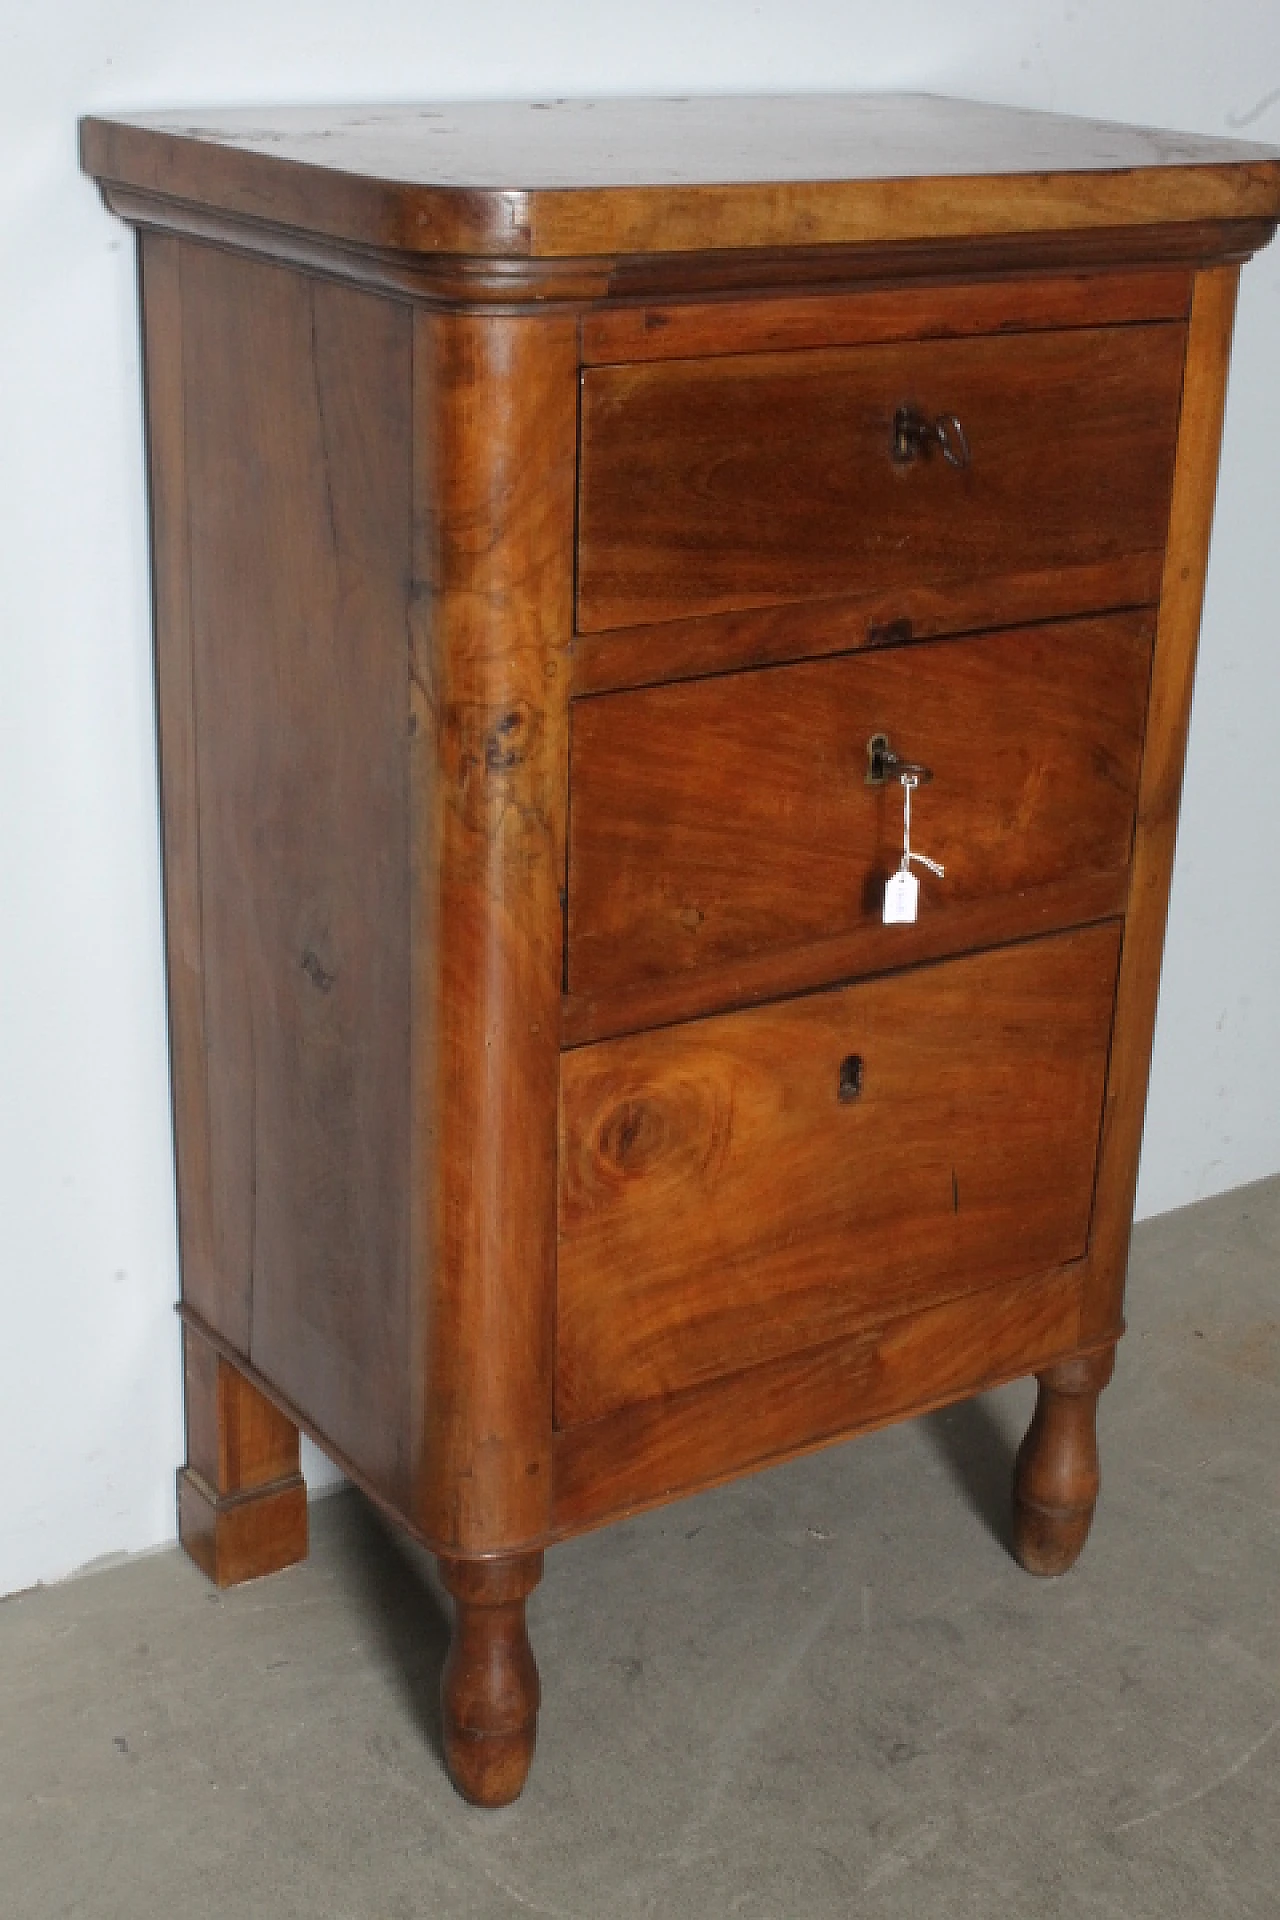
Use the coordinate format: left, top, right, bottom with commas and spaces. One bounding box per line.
80, 92, 1280, 260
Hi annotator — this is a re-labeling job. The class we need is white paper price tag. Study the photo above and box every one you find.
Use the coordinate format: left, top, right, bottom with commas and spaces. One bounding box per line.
883, 867, 919, 924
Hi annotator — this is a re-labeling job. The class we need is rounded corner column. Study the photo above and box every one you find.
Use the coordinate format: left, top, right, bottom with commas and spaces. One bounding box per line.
408, 307, 578, 1804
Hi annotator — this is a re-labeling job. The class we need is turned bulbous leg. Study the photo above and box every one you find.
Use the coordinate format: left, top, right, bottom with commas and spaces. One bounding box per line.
1012, 1348, 1115, 1577
438, 1551, 543, 1807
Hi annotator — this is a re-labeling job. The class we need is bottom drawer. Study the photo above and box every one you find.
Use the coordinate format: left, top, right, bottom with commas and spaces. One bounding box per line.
556, 922, 1120, 1428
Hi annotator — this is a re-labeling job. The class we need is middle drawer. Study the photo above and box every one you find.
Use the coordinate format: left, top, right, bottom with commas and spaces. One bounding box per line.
566, 610, 1151, 1033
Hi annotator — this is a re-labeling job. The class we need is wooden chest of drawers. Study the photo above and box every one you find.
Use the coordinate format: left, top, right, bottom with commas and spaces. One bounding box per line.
81, 93, 1280, 1806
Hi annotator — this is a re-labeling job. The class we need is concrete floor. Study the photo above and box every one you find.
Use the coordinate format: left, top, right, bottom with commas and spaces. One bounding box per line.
4, 1177, 1279, 1919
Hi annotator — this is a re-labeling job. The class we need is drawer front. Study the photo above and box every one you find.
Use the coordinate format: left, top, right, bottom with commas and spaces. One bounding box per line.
557, 923, 1120, 1428
567, 612, 1150, 1008
577, 324, 1183, 634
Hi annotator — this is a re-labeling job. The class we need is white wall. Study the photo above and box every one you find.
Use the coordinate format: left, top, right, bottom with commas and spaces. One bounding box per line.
2, 2, 1278, 1598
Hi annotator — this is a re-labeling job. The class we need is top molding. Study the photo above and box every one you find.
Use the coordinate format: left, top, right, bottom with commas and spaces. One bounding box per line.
81, 93, 1280, 262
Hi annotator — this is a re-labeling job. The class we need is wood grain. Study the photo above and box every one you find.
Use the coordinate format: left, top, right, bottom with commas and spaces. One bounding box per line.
601, 221, 1276, 303
177, 1472, 309, 1590
176, 243, 415, 1506
1012, 1348, 1116, 1576
139, 232, 230, 1343
439, 1553, 543, 1807
569, 555, 1163, 697
410, 311, 578, 1556
99, 185, 1277, 309
581, 267, 1194, 364
99, 184, 616, 305
178, 1324, 307, 1588
578, 325, 1185, 633
80, 95, 1280, 261
563, 885, 1130, 1050
568, 614, 1152, 1006
1083, 265, 1243, 1343
558, 924, 1120, 1427
536, 167, 1280, 262
183, 1323, 301, 1494
552, 1264, 1086, 1537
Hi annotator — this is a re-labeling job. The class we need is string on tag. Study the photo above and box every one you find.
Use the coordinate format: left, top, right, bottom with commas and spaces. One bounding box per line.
901, 773, 944, 879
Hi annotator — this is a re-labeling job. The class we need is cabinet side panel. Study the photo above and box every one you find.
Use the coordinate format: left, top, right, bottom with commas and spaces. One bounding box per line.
176, 243, 414, 1505
1083, 264, 1241, 1342
140, 231, 236, 1344
411, 310, 577, 1554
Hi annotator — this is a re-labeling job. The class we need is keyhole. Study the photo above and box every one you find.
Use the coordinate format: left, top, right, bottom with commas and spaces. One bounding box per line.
837, 1054, 863, 1102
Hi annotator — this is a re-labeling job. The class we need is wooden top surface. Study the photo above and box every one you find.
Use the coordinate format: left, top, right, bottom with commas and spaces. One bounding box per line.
80, 93, 1280, 259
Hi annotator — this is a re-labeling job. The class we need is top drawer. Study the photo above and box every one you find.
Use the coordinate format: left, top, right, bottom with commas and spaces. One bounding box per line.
577, 324, 1184, 635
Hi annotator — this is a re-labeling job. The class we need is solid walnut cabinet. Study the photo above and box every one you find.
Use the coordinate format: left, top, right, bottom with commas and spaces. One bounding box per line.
81, 94, 1280, 1805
